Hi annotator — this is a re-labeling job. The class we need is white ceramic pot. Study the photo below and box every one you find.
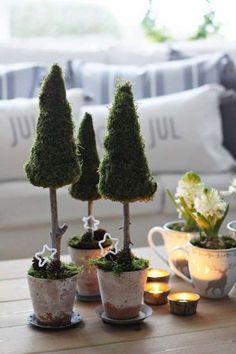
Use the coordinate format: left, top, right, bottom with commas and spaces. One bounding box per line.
28, 274, 77, 326
169, 242, 236, 298
148, 221, 197, 277
68, 246, 111, 297
97, 268, 148, 319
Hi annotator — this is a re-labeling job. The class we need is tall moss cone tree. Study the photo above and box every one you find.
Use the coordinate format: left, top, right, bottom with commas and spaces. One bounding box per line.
69, 112, 100, 235
25, 63, 81, 260
98, 81, 157, 258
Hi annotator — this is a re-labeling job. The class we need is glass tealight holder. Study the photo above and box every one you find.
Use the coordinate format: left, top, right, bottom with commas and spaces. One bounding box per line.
168, 292, 200, 316
144, 282, 171, 305
147, 268, 170, 283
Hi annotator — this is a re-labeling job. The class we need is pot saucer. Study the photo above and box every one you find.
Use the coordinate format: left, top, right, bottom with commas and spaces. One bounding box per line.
28, 310, 82, 330
77, 293, 101, 302
96, 304, 152, 325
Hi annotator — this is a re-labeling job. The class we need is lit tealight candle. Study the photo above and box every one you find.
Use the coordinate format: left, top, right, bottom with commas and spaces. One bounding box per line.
144, 282, 171, 305
168, 292, 200, 316
147, 268, 170, 283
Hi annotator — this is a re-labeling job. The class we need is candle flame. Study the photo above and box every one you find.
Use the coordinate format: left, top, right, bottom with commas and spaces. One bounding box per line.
145, 282, 171, 294
168, 292, 200, 302
148, 268, 170, 278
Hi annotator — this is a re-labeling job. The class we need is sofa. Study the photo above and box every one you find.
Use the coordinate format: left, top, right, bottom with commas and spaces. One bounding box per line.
1, 40, 236, 260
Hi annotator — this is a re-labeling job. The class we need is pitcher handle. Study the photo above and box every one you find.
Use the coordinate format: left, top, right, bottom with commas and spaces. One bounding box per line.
169, 246, 193, 284
147, 226, 169, 266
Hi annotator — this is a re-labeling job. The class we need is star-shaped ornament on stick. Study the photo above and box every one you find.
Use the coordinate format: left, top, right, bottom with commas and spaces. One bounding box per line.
98, 233, 119, 256
82, 215, 100, 231
35, 244, 57, 268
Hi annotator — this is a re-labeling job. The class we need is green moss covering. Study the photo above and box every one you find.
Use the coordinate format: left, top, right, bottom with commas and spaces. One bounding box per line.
92, 251, 149, 275
191, 235, 236, 250
24, 63, 81, 189
28, 262, 80, 280
98, 81, 157, 202
70, 112, 100, 201
68, 229, 112, 249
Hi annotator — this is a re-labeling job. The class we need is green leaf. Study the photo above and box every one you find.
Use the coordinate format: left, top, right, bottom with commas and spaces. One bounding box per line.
167, 189, 179, 210
194, 212, 211, 232
213, 204, 229, 235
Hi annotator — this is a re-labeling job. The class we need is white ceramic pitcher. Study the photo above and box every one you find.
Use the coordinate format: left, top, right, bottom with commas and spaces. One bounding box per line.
148, 221, 196, 277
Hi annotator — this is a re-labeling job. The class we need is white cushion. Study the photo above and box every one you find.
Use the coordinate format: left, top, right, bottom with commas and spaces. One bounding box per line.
0, 89, 84, 181
80, 85, 235, 173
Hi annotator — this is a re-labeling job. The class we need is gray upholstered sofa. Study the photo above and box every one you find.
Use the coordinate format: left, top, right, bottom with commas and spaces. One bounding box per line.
1, 40, 236, 259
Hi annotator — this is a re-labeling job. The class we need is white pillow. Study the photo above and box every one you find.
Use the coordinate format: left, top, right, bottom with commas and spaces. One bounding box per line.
0, 89, 84, 181
80, 85, 235, 173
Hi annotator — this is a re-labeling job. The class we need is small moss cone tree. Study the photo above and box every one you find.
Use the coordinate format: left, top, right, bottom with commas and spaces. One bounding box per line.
69, 112, 100, 237
25, 63, 81, 260
98, 81, 157, 258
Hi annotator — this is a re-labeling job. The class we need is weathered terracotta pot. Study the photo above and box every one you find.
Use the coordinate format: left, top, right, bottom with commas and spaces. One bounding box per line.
97, 268, 148, 319
68, 246, 111, 297
28, 274, 77, 326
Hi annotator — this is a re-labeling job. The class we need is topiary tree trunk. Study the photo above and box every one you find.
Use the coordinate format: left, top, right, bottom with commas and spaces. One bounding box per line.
50, 188, 68, 260
123, 202, 131, 250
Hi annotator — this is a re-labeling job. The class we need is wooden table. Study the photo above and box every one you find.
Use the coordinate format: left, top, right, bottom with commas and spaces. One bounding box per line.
1, 246, 236, 354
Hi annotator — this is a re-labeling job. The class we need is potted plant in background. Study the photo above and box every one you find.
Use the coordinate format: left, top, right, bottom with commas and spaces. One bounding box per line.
68, 112, 112, 301
93, 81, 157, 320
148, 171, 202, 276
25, 64, 81, 327
170, 182, 236, 298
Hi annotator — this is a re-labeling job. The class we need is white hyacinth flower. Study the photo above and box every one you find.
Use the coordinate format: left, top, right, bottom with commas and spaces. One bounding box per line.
176, 171, 203, 209
221, 177, 236, 196
194, 188, 227, 220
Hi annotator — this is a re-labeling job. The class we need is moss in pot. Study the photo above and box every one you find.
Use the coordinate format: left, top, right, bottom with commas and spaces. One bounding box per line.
24, 64, 81, 327
67, 112, 112, 299
93, 81, 157, 320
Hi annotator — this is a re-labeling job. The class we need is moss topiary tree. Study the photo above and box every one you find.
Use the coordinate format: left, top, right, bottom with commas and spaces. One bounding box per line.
25, 63, 81, 260
69, 112, 101, 239
98, 81, 157, 261
70, 112, 100, 209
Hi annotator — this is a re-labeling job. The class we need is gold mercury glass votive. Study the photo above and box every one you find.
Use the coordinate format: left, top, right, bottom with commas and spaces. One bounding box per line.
168, 292, 200, 316
147, 268, 170, 283
144, 282, 171, 305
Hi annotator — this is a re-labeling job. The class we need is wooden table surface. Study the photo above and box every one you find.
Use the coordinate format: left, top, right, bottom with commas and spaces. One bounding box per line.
1, 246, 236, 354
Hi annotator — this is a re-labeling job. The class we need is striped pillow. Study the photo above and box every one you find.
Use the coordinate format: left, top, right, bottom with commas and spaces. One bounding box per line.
0, 63, 47, 100
66, 53, 233, 104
